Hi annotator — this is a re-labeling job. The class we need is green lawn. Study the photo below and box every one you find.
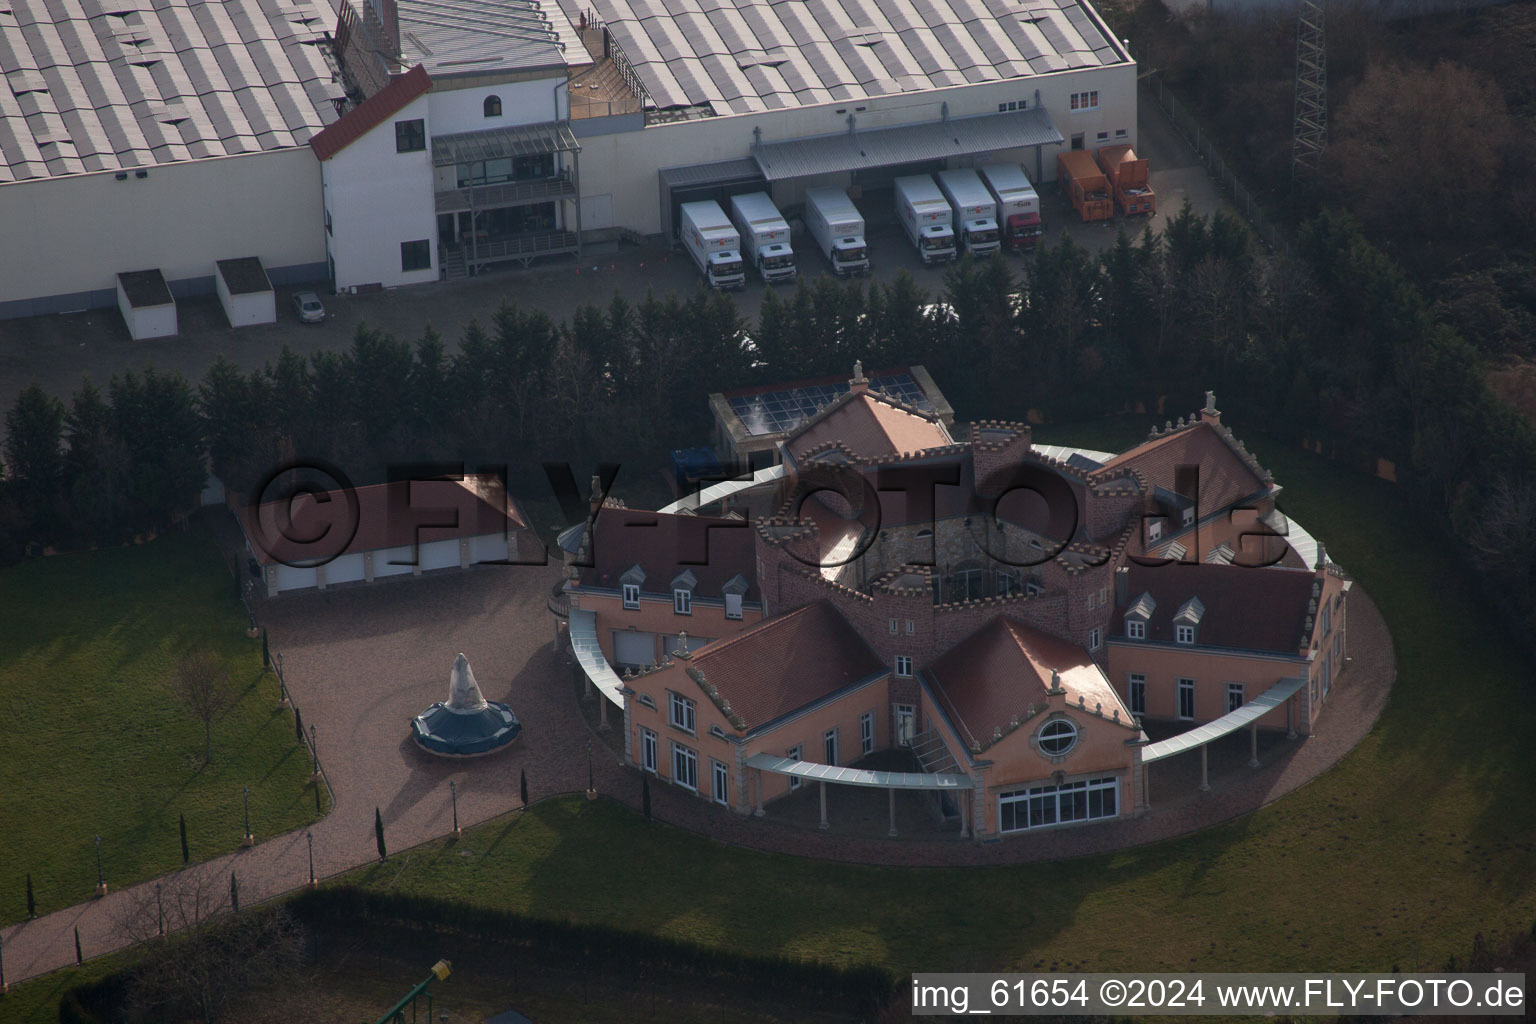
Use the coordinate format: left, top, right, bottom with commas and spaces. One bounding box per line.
0, 524, 326, 927
333, 418, 1536, 974
8, 418, 1535, 1018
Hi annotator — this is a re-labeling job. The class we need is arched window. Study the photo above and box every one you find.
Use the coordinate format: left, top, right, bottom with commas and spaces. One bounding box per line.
1038, 718, 1078, 757
483, 95, 502, 117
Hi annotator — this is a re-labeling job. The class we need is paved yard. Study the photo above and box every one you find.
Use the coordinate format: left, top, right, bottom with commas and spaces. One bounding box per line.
0, 102, 1233, 418
0, 550, 1392, 985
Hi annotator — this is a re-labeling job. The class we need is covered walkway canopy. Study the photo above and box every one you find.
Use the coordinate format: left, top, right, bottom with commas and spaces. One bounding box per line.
568, 608, 624, 707
751, 108, 1062, 181
1141, 676, 1306, 794
658, 464, 786, 514
746, 752, 973, 837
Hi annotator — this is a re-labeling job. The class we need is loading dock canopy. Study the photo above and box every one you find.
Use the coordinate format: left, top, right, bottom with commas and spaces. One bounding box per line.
752, 108, 1063, 181
1139, 676, 1307, 764
746, 753, 974, 790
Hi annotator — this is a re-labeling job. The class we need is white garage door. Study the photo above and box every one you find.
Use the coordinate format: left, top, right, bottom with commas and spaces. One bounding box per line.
274, 564, 317, 592
419, 538, 461, 572
326, 553, 366, 585
612, 630, 658, 669
469, 533, 509, 565
374, 545, 415, 578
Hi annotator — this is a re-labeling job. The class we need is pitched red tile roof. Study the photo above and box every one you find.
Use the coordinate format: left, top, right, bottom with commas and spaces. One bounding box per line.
787, 390, 951, 462
1113, 562, 1317, 654
309, 64, 431, 162
1093, 421, 1269, 517
686, 601, 886, 730
240, 475, 525, 565
579, 509, 758, 602
926, 617, 1127, 750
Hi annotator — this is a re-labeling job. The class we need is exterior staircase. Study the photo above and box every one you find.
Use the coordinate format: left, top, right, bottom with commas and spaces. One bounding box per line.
909, 729, 962, 776
441, 246, 467, 280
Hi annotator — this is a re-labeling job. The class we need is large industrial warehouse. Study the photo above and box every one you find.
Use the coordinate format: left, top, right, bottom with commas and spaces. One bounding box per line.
3, 0, 1136, 312
0, 0, 343, 319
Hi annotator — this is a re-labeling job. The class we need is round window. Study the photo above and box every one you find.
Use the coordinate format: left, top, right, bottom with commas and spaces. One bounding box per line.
1038, 717, 1078, 756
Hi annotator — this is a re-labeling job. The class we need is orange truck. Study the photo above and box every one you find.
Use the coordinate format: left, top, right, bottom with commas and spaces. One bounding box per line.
1056, 150, 1113, 223
1095, 144, 1155, 216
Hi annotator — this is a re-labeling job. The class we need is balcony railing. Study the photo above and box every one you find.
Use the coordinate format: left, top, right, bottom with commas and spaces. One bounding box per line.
434, 176, 576, 215
548, 580, 571, 618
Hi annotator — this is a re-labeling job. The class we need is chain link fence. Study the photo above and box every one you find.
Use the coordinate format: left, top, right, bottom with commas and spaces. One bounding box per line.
1142, 74, 1291, 255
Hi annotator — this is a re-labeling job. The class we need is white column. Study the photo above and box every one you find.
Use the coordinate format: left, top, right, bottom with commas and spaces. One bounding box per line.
754, 768, 764, 816
887, 788, 897, 837
818, 780, 829, 831
1248, 723, 1259, 768
1199, 744, 1210, 792
598, 694, 609, 731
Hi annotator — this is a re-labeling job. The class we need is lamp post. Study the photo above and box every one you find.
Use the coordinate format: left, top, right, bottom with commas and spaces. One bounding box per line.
93, 835, 107, 897
276, 651, 288, 707
241, 786, 253, 847
449, 780, 460, 838
306, 830, 316, 888
585, 740, 596, 800
309, 724, 319, 780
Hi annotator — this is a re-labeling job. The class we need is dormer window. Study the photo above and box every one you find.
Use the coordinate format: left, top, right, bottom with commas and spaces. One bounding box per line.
1147, 520, 1163, 543
1172, 596, 1205, 646
620, 564, 646, 609
672, 569, 696, 615
1124, 591, 1155, 642
721, 572, 748, 620
1182, 505, 1195, 526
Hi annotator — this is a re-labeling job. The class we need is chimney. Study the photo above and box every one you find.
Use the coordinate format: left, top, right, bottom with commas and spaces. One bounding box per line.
588, 472, 605, 517
849, 359, 869, 395
1314, 542, 1327, 574
372, 0, 401, 59
1200, 390, 1221, 427
1114, 565, 1129, 606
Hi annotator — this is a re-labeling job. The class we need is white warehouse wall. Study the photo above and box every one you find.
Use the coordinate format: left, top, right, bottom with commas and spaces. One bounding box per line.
321, 91, 439, 291
428, 76, 568, 135
0, 146, 324, 317
576, 61, 1138, 238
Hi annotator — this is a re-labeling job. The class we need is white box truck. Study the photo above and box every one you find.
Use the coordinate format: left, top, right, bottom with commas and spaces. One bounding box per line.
804, 187, 869, 277
977, 163, 1044, 251
935, 169, 1001, 258
894, 175, 956, 265
679, 200, 746, 290
728, 192, 797, 284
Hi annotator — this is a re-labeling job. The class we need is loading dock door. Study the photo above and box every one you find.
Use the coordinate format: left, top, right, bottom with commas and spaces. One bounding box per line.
659, 160, 765, 241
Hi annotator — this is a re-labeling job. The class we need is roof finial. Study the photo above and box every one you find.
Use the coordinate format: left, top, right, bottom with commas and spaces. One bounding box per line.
1204, 390, 1217, 413
852, 359, 866, 383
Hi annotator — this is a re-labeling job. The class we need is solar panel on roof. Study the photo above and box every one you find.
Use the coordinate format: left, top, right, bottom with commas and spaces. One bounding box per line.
727, 373, 935, 436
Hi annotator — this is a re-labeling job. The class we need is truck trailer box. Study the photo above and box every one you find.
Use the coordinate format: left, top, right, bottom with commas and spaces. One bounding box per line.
977, 163, 1043, 250
935, 169, 1000, 258
728, 192, 797, 284
1057, 150, 1114, 223
679, 200, 746, 290
1095, 145, 1155, 216
804, 187, 869, 276
894, 175, 956, 265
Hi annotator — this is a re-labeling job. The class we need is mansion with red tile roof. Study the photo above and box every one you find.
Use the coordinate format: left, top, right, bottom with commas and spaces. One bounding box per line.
556, 367, 1351, 840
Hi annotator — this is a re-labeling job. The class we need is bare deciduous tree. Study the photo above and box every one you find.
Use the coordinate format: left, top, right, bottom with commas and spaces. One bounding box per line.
172, 651, 231, 764
115, 870, 304, 1024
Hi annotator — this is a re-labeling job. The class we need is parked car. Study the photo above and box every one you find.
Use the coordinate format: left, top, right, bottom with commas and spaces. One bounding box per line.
292, 291, 326, 323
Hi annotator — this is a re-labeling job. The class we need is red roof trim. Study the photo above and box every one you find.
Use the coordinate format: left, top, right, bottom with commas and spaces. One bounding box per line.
309, 64, 432, 162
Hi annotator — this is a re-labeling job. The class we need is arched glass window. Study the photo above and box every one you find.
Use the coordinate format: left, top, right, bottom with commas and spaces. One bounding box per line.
483, 95, 502, 117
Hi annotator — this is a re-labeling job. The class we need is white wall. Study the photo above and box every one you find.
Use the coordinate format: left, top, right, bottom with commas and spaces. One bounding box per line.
322, 91, 438, 291
0, 147, 323, 310
576, 61, 1137, 237
427, 76, 568, 135
216, 274, 276, 327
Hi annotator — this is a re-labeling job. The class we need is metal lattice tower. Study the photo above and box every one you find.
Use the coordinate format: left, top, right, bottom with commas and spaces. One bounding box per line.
1291, 0, 1328, 178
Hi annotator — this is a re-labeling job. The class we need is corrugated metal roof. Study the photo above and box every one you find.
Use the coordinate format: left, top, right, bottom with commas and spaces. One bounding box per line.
746, 752, 975, 790
1139, 676, 1307, 764
569, 608, 626, 707
656, 154, 761, 188
396, 0, 590, 78
558, 0, 1124, 116
752, 105, 1061, 180
0, 0, 342, 183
